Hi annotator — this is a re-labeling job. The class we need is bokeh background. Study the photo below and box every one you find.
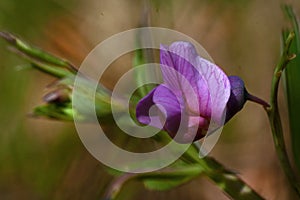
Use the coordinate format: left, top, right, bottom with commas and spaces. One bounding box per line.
0, 0, 299, 199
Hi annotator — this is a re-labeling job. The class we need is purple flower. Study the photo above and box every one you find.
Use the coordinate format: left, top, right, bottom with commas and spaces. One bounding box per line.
136, 41, 268, 143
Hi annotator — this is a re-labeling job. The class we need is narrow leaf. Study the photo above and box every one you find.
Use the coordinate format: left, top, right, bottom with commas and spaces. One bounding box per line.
142, 165, 202, 191
0, 31, 78, 73
282, 5, 300, 173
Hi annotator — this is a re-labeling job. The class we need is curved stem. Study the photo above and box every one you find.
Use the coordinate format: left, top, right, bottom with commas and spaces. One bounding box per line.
266, 31, 300, 196
182, 144, 265, 200
200, 157, 264, 200
160, 134, 265, 199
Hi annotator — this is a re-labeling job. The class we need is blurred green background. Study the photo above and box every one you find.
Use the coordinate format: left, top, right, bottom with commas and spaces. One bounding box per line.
0, 0, 299, 199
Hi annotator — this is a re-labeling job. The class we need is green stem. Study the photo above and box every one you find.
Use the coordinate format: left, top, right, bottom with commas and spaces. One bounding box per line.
266, 31, 300, 196
198, 157, 264, 200
181, 144, 265, 200
180, 142, 264, 199
107, 130, 265, 200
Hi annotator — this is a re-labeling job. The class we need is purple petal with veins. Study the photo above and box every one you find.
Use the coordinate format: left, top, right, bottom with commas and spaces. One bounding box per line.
136, 41, 266, 143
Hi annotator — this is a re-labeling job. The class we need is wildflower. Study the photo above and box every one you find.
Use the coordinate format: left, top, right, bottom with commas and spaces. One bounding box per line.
136, 41, 268, 143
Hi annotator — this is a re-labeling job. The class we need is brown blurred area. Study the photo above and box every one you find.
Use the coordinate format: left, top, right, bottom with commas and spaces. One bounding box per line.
5, 0, 300, 199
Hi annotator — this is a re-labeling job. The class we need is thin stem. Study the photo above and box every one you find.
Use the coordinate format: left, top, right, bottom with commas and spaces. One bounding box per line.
182, 144, 265, 200
199, 157, 264, 200
266, 31, 300, 196
246, 92, 270, 107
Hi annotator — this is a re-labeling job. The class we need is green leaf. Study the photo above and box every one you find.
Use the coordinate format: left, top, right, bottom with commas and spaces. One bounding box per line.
30, 62, 73, 78
141, 165, 203, 191
105, 164, 203, 200
33, 103, 76, 121
0, 31, 78, 75
282, 5, 300, 173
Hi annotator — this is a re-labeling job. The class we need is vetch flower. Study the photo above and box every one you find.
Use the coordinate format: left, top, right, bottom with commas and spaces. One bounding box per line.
136, 41, 268, 143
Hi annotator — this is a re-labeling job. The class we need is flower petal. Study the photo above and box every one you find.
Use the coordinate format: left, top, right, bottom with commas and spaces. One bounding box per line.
136, 84, 181, 131
135, 87, 164, 129
137, 85, 214, 143
152, 85, 208, 142
137, 41, 232, 143
195, 57, 231, 124
160, 42, 211, 117
152, 84, 182, 136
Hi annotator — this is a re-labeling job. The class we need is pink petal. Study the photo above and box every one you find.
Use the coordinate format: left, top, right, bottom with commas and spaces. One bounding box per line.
136, 84, 182, 131
195, 57, 231, 124
160, 42, 211, 117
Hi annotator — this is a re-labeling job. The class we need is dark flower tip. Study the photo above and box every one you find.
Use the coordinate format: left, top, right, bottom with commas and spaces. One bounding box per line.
225, 76, 270, 122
